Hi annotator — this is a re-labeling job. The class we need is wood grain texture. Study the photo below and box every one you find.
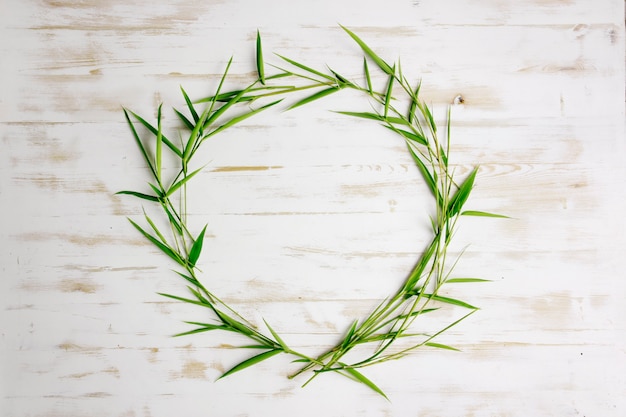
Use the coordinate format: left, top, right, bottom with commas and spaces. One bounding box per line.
1, 0, 625, 416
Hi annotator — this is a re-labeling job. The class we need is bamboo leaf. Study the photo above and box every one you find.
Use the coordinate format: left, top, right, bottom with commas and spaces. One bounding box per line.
406, 144, 438, 199
288, 87, 339, 110
446, 278, 492, 283
126, 108, 183, 158
275, 53, 335, 81
123, 108, 158, 179
180, 86, 199, 123
156, 103, 163, 180
158, 292, 211, 308
173, 270, 200, 286
115, 190, 160, 202
363, 57, 372, 94
448, 167, 478, 217
425, 342, 460, 352
263, 318, 287, 349
219, 349, 282, 379
384, 125, 427, 146
335, 111, 383, 121
340, 25, 394, 76
128, 219, 184, 266
411, 292, 478, 310
166, 167, 202, 197
341, 319, 359, 350
208, 99, 283, 137
188, 225, 207, 267
256, 30, 265, 85
174, 323, 226, 337
173, 108, 195, 130
342, 366, 389, 401
461, 210, 509, 219
383, 70, 395, 118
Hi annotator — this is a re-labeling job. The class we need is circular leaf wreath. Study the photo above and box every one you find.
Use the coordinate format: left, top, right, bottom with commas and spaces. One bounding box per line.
119, 26, 503, 399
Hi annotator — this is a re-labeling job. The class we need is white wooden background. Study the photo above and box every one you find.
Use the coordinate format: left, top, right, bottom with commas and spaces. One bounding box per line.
1, 1, 625, 416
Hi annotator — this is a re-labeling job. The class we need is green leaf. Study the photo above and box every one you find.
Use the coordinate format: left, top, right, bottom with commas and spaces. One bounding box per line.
425, 342, 460, 352
384, 125, 427, 146
166, 167, 202, 197
115, 190, 160, 202
448, 167, 478, 217
128, 219, 184, 266
126, 108, 183, 158
406, 144, 438, 199
123, 108, 158, 180
188, 225, 207, 267
219, 349, 282, 379
446, 278, 491, 283
328, 68, 354, 88
342, 366, 389, 401
383, 70, 395, 118
180, 86, 199, 123
156, 103, 163, 180
256, 30, 265, 85
174, 323, 226, 337
341, 25, 394, 76
363, 57, 372, 94
158, 292, 211, 308
275, 53, 335, 81
341, 319, 359, 350
207, 99, 283, 137
263, 319, 287, 349
414, 293, 478, 310
173, 270, 200, 286
461, 210, 509, 219
173, 108, 194, 130
288, 87, 339, 110
335, 111, 383, 121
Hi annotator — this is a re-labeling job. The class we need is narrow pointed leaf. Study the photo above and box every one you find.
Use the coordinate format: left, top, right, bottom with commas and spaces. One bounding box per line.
128, 219, 184, 266
461, 210, 509, 218
448, 167, 478, 217
363, 57, 372, 94
256, 30, 265, 84
174, 324, 226, 337
341, 319, 359, 350
115, 190, 160, 202
173, 270, 200, 286
180, 86, 199, 123
188, 225, 207, 267
275, 53, 335, 81
166, 167, 202, 197
406, 144, 438, 199
173, 108, 194, 130
446, 278, 491, 283
383, 70, 395, 117
263, 319, 287, 349
219, 349, 282, 379
123, 108, 157, 179
158, 292, 211, 308
156, 103, 163, 180
342, 366, 389, 400
335, 111, 383, 121
341, 25, 394, 75
208, 99, 283, 137
384, 125, 427, 145
425, 342, 460, 352
126, 109, 183, 158
288, 87, 339, 110
412, 293, 478, 310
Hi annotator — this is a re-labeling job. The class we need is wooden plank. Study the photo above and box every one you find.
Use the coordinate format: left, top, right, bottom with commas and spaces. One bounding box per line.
1, 0, 624, 416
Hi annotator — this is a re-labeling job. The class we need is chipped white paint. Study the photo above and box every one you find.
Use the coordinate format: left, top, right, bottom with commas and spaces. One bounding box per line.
1, 0, 625, 416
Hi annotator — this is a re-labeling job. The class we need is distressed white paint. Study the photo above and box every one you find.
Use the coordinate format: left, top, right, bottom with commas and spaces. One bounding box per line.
1, 1, 625, 416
